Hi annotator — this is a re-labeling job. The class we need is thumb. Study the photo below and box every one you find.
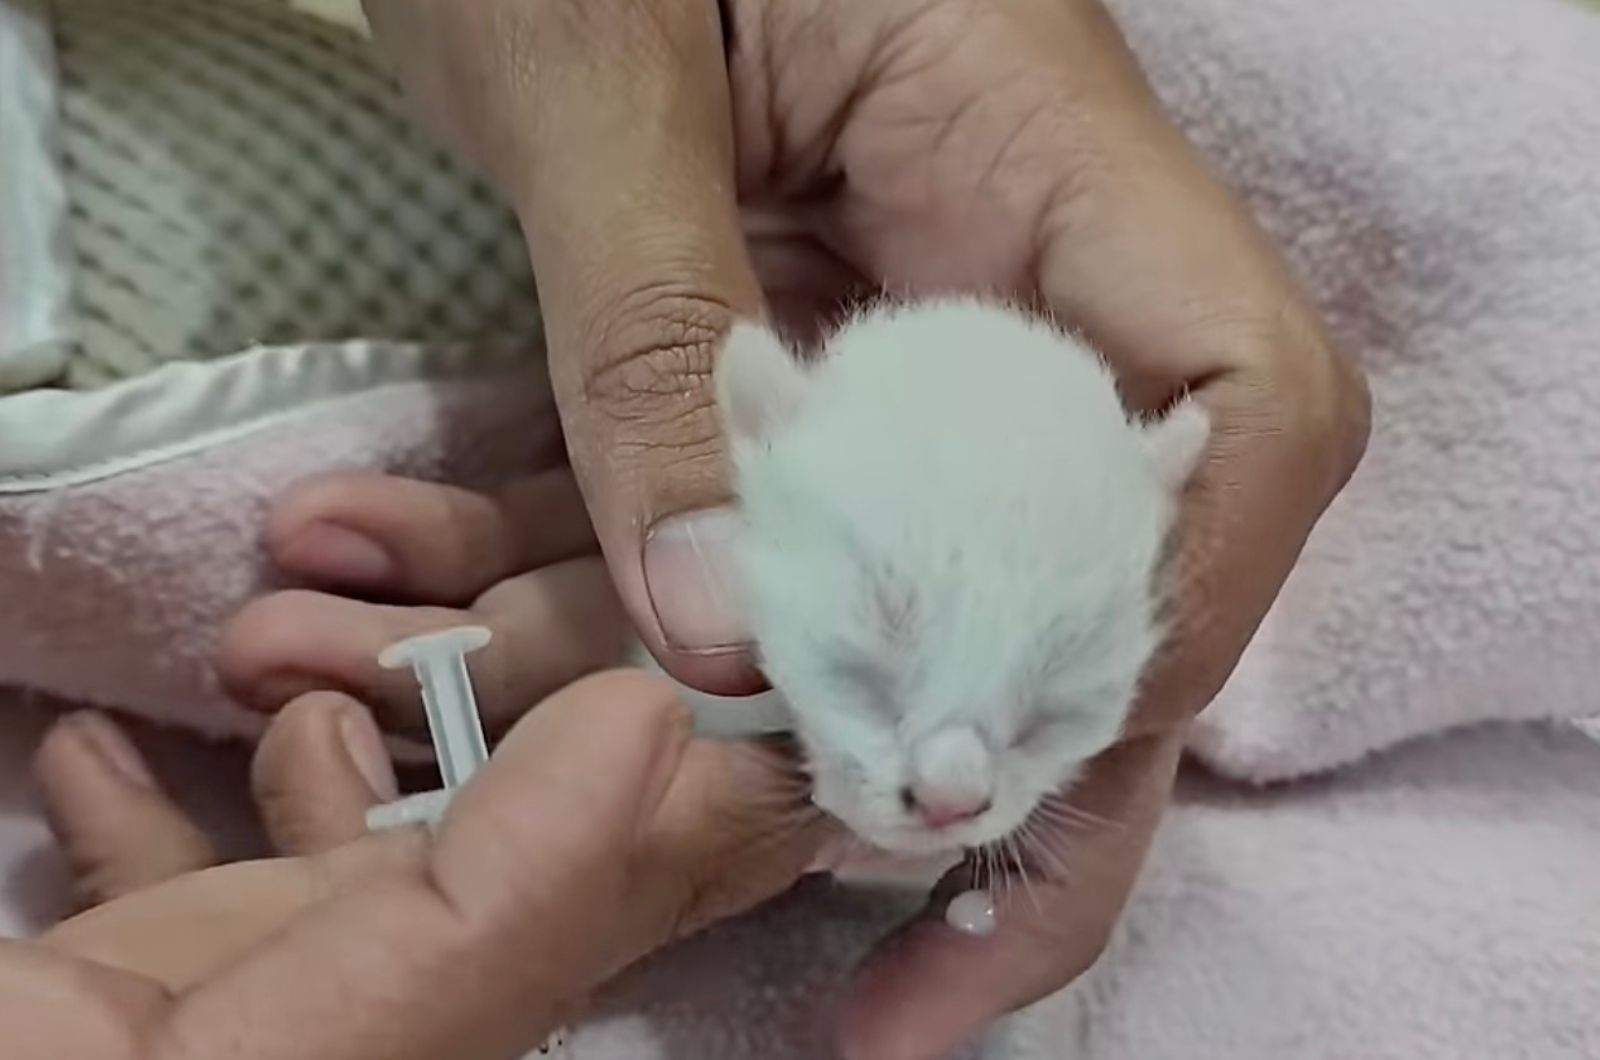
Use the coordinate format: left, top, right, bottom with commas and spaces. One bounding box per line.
506, 0, 765, 694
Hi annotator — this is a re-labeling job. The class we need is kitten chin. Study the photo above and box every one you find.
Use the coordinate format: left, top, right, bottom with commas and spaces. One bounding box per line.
827, 847, 964, 892
623, 636, 958, 892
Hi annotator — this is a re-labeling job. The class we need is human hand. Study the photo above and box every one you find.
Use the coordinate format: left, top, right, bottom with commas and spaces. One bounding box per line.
345, 1, 1369, 1056
11, 677, 829, 1060
357, 0, 1368, 685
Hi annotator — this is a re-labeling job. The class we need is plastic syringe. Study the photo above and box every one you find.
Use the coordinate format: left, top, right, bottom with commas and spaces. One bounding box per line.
363, 626, 493, 833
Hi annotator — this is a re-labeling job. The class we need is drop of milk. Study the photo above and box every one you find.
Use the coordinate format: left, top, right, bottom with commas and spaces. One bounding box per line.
944, 889, 997, 936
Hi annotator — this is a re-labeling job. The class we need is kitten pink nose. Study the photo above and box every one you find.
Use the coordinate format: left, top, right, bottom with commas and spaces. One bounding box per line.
904, 726, 995, 829
900, 786, 993, 829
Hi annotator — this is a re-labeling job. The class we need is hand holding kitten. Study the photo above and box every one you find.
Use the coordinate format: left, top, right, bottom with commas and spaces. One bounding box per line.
343, 1, 1371, 1056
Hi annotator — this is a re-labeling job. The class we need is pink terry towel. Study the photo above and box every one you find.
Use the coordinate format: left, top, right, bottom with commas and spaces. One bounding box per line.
1118, 0, 1600, 782
0, 363, 550, 742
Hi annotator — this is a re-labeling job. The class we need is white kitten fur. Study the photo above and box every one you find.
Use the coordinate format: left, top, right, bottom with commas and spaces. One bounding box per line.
713, 297, 1209, 857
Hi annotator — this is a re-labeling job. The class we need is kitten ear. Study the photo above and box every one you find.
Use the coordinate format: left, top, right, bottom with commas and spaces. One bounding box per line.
1139, 398, 1211, 490
715, 321, 813, 445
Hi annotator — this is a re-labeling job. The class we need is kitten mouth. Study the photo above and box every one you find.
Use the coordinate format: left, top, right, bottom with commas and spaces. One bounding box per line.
861, 825, 970, 858
892, 823, 1004, 858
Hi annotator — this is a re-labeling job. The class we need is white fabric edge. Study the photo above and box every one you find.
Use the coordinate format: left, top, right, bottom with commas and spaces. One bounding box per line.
0, 336, 539, 494
288, 0, 370, 32
0, 0, 73, 392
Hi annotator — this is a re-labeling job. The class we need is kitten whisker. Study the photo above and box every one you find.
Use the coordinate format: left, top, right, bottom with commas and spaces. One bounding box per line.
736, 793, 817, 815
1023, 810, 1099, 846
727, 798, 831, 839
980, 844, 999, 899
1035, 794, 1121, 832
1017, 819, 1075, 883
999, 845, 1018, 911
1029, 809, 1118, 840
1006, 835, 1043, 917
1024, 807, 1088, 832
1025, 813, 1088, 853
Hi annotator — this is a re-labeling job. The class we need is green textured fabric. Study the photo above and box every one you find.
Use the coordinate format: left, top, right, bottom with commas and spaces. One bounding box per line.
48, 0, 538, 389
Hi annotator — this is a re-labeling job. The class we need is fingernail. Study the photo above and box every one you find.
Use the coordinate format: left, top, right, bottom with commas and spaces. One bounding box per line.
69, 712, 157, 790
643, 507, 749, 653
339, 707, 400, 802
281, 523, 396, 586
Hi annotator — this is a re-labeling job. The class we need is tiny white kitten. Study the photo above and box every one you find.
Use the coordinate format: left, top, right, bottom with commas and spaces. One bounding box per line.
711, 297, 1209, 857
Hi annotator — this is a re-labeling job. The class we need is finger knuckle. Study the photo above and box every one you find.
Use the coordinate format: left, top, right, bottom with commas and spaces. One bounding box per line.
1229, 307, 1373, 503
414, 492, 508, 601
1273, 315, 1373, 499
1322, 348, 1373, 488
578, 284, 730, 454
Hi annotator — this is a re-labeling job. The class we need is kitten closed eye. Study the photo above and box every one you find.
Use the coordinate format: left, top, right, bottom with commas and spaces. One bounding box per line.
828, 647, 899, 717
1011, 717, 1059, 749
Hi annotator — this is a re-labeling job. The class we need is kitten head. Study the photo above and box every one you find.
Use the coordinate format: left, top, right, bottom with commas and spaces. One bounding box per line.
715, 301, 1207, 855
